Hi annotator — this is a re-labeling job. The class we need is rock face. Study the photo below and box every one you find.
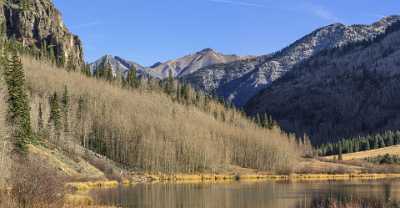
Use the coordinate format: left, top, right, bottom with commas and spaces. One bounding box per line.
147, 48, 245, 79
245, 19, 400, 144
182, 16, 400, 107
0, 0, 84, 68
90, 55, 145, 77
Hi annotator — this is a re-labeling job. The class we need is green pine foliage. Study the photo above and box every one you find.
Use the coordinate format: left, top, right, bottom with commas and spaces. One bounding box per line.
61, 86, 70, 133
48, 92, 62, 136
126, 65, 139, 88
2, 51, 32, 151
318, 130, 400, 156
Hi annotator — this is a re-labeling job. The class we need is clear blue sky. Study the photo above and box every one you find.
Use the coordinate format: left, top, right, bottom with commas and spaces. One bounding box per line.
53, 0, 399, 66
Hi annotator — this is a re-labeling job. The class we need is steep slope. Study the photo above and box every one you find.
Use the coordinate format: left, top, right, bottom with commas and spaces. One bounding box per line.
246, 20, 400, 144
0, 0, 84, 68
183, 16, 400, 106
89, 55, 145, 77
147, 48, 244, 79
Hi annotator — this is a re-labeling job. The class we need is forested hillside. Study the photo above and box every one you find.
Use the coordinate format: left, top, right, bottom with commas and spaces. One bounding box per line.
21, 55, 299, 173
246, 20, 400, 144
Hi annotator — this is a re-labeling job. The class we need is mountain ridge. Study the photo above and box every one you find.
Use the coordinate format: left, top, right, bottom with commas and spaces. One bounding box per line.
90, 48, 248, 79
245, 18, 400, 144
182, 15, 400, 107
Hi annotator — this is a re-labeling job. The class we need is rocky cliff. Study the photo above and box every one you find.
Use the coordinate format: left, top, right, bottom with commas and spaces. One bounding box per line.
0, 0, 84, 68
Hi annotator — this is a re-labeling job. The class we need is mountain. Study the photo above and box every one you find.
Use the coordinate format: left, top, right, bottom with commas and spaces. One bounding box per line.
90, 48, 245, 79
0, 0, 84, 68
89, 55, 145, 77
245, 18, 400, 144
182, 16, 400, 107
147, 48, 245, 79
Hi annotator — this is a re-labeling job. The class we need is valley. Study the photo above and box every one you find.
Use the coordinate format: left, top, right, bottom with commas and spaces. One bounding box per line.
0, 0, 400, 208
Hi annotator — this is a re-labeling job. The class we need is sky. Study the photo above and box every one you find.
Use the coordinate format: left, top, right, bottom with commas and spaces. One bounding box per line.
53, 0, 399, 66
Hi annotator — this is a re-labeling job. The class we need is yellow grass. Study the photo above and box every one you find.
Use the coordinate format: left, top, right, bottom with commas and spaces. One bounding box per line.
324, 145, 400, 161
65, 181, 120, 191
142, 172, 400, 182
64, 194, 94, 206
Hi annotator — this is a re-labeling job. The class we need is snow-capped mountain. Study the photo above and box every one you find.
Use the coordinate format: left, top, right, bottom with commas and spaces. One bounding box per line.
182, 16, 400, 107
245, 17, 400, 144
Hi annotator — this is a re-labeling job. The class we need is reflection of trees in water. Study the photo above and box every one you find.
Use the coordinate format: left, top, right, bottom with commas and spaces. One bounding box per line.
90, 182, 400, 208
296, 187, 400, 208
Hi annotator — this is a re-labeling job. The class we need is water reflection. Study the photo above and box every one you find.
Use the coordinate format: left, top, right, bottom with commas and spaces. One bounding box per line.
91, 180, 400, 208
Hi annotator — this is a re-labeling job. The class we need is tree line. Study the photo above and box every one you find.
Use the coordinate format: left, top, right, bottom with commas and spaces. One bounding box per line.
318, 130, 400, 157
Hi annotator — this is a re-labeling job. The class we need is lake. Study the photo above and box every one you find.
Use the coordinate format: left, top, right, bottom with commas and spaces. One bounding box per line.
91, 179, 400, 208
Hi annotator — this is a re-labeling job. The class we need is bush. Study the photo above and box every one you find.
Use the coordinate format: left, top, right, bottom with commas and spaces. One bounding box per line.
11, 156, 65, 208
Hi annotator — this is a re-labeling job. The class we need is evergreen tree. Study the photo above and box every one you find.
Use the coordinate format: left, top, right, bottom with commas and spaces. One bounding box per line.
165, 69, 175, 95
48, 92, 61, 137
61, 86, 70, 133
126, 65, 139, 88
81, 63, 91, 77
4, 51, 32, 151
180, 83, 190, 103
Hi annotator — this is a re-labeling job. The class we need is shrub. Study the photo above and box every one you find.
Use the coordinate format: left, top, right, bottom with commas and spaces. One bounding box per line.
11, 155, 65, 208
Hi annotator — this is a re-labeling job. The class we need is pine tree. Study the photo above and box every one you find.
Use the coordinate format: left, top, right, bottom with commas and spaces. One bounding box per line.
165, 69, 175, 95
4, 51, 32, 151
61, 86, 70, 133
49, 92, 61, 137
180, 83, 190, 103
126, 65, 139, 88
81, 63, 91, 77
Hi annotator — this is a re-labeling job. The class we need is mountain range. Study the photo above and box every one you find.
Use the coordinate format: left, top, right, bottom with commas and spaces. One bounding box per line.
90, 48, 247, 79
91, 16, 400, 108
88, 15, 400, 144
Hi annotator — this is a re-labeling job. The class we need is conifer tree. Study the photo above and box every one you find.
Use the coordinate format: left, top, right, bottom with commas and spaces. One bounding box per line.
81, 63, 91, 77
48, 92, 61, 137
4, 51, 32, 151
61, 86, 70, 133
165, 69, 175, 95
126, 65, 139, 88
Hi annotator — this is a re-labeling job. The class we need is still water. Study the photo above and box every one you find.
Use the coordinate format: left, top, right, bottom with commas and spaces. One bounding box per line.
91, 180, 400, 208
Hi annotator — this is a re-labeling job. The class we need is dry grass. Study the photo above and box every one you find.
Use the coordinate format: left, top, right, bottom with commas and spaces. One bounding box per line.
22, 57, 300, 173
324, 145, 400, 161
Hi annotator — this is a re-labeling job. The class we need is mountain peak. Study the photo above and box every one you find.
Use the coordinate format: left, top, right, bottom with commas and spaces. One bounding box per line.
198, 48, 216, 54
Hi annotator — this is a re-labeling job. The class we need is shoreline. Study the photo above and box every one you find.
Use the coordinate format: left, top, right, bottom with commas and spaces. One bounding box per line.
63, 173, 400, 207
65, 173, 400, 191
